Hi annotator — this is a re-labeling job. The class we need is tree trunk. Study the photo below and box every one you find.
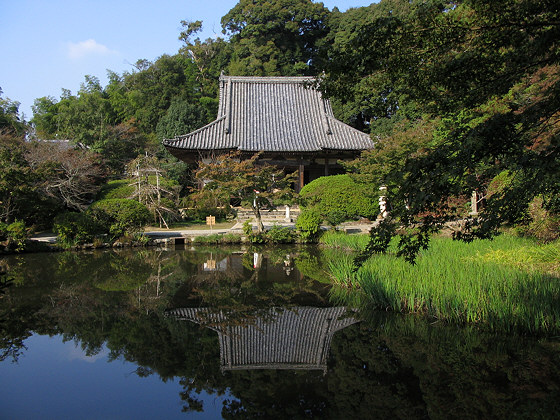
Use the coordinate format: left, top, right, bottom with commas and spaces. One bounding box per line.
252, 204, 264, 233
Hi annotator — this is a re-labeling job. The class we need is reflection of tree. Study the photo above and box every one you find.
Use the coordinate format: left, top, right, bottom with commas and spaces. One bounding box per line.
185, 247, 331, 326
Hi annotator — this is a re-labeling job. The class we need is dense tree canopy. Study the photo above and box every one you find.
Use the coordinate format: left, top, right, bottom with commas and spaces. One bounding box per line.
0, 0, 553, 250
321, 0, 560, 261
222, 0, 330, 76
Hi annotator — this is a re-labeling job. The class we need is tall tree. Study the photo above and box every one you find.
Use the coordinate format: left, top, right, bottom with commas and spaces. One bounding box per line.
0, 89, 26, 136
221, 0, 330, 76
324, 0, 560, 262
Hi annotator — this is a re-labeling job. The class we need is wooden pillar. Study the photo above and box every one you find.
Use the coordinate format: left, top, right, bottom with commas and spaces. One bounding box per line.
324, 158, 329, 176
298, 163, 305, 192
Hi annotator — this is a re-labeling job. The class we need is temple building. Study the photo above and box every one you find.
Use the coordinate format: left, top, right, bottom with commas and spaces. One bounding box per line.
162, 75, 374, 191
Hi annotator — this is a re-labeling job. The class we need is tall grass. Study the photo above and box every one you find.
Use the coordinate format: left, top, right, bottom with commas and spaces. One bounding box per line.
326, 233, 560, 334
319, 230, 370, 251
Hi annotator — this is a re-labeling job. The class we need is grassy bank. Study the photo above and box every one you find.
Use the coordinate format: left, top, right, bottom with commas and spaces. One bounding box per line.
323, 232, 560, 334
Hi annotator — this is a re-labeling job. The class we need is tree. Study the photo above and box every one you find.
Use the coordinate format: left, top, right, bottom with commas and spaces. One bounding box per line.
195, 152, 296, 232
178, 20, 232, 97
0, 88, 26, 136
156, 97, 210, 140
323, 0, 560, 263
127, 155, 181, 228
221, 0, 330, 76
25, 141, 107, 211
0, 134, 36, 223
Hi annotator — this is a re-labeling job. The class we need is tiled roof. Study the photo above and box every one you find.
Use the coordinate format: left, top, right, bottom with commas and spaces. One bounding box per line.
163, 75, 373, 153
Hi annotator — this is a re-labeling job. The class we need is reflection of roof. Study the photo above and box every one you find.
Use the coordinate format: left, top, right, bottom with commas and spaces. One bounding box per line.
163, 75, 373, 154
168, 306, 358, 372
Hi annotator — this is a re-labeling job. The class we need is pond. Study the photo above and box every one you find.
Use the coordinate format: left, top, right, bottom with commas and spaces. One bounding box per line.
1, 245, 559, 419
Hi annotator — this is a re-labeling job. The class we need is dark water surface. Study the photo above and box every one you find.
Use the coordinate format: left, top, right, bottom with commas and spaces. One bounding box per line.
1, 246, 559, 419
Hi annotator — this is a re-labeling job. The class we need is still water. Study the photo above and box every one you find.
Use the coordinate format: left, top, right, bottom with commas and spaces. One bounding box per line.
1, 245, 559, 419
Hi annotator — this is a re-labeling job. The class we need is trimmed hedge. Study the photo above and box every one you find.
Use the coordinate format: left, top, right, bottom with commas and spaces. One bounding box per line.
97, 179, 135, 200
299, 174, 378, 225
295, 208, 323, 241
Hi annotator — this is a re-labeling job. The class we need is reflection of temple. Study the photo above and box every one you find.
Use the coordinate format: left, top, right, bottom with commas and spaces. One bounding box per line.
167, 307, 358, 373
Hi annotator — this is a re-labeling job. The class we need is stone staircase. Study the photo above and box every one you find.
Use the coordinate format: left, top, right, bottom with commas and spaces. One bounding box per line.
235, 205, 300, 223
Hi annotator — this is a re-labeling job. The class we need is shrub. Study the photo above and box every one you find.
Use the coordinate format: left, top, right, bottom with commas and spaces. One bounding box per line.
53, 212, 103, 246
0, 220, 29, 251
296, 209, 323, 241
89, 199, 151, 239
299, 174, 378, 225
516, 196, 560, 242
97, 179, 135, 200
265, 225, 295, 244
242, 220, 253, 235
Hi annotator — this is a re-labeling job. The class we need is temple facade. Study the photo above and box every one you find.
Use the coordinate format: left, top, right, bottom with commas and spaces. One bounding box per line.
162, 75, 374, 191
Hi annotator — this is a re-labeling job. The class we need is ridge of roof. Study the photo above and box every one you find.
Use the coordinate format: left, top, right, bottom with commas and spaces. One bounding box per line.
219, 74, 315, 84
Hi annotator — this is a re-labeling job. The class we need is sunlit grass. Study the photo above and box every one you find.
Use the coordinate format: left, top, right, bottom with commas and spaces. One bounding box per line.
319, 230, 370, 250
324, 232, 560, 334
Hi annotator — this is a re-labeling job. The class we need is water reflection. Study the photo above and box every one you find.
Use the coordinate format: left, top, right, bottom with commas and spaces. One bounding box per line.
168, 306, 358, 373
0, 246, 559, 418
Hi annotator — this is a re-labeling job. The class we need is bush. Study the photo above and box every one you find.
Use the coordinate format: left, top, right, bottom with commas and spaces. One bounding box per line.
0, 220, 28, 251
299, 174, 378, 226
296, 209, 323, 241
515, 196, 560, 242
89, 199, 151, 239
265, 225, 295, 244
53, 212, 103, 246
97, 179, 135, 200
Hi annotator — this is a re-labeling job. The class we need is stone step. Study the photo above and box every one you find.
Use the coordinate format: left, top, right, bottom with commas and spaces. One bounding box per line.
235, 206, 300, 222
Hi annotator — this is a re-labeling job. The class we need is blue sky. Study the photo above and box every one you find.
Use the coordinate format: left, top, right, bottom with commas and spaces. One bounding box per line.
1, 0, 376, 120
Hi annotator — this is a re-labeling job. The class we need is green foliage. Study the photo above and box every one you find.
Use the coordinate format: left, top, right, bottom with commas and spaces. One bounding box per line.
0, 134, 38, 225
0, 220, 28, 251
89, 199, 151, 239
196, 151, 295, 232
514, 196, 560, 243
295, 209, 322, 241
242, 220, 252, 235
264, 225, 295, 244
182, 188, 231, 221
0, 90, 26, 136
156, 97, 210, 140
299, 174, 378, 226
319, 230, 370, 251
53, 212, 103, 246
221, 0, 330, 76
97, 179, 135, 200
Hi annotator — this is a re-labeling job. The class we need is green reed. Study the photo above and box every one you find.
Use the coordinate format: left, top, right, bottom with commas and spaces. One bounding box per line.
325, 232, 560, 334
319, 230, 370, 250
